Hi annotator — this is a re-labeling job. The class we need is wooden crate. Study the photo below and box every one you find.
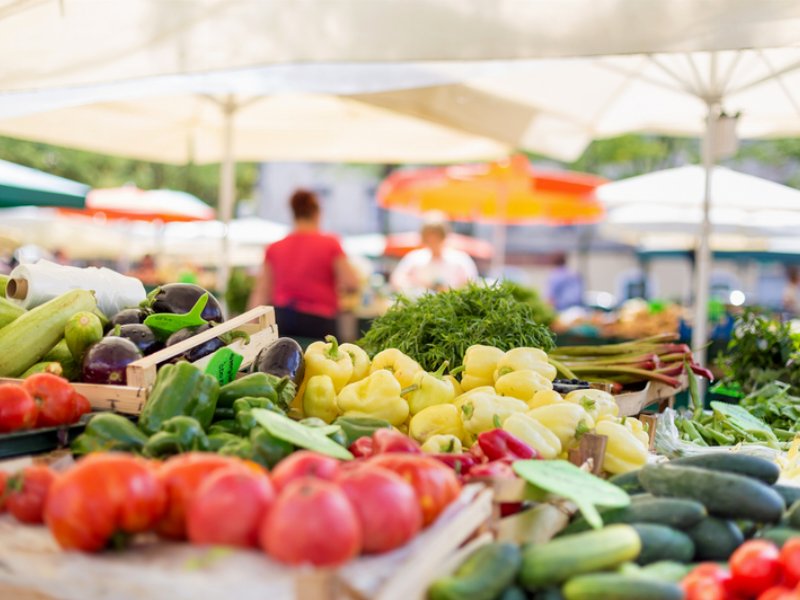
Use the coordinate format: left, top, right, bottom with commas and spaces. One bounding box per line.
615, 373, 688, 417
0, 306, 278, 415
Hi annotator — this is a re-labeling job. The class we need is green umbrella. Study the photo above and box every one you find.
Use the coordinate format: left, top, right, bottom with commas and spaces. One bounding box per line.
0, 159, 88, 208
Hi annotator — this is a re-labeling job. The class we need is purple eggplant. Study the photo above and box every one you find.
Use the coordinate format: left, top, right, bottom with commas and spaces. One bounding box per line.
149, 284, 224, 323
251, 338, 305, 385
82, 337, 143, 385
106, 324, 163, 356
109, 307, 153, 328
166, 324, 225, 363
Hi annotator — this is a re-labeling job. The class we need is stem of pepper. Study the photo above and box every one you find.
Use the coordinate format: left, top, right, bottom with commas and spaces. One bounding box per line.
324, 335, 341, 360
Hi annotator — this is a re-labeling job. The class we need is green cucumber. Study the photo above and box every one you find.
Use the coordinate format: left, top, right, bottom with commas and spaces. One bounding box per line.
787, 501, 800, 529
498, 586, 527, 600
670, 453, 780, 485
631, 523, 694, 565
520, 524, 641, 589
531, 589, 564, 600
686, 517, 744, 560
43, 338, 80, 381
775, 485, 800, 508
562, 573, 683, 600
21, 361, 63, 378
758, 526, 800, 548
65, 310, 104, 363
609, 470, 645, 494
0, 289, 96, 377
638, 464, 784, 523
428, 543, 521, 600
0, 296, 24, 329
640, 561, 693, 584
561, 496, 706, 535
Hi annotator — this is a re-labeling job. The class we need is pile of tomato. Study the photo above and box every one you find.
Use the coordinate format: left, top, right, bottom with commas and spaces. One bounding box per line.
684, 539, 800, 600
0, 373, 90, 432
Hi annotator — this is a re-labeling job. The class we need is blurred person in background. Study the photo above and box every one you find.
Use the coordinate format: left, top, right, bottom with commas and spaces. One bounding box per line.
547, 253, 584, 311
390, 212, 478, 296
130, 253, 159, 286
783, 265, 800, 315
248, 188, 359, 339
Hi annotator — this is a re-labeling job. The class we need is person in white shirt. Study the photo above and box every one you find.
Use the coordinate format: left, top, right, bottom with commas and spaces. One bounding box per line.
390, 212, 479, 296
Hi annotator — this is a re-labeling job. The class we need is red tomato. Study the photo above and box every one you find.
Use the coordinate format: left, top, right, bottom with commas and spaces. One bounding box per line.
270, 451, 340, 492
23, 373, 76, 427
780, 538, 800, 587
45, 454, 166, 551
758, 587, 800, 600
5, 465, 55, 524
0, 383, 38, 433
260, 477, 361, 566
157, 453, 243, 539
682, 563, 736, 600
71, 391, 92, 421
0, 470, 7, 512
367, 453, 461, 526
337, 464, 422, 553
371, 429, 421, 454
187, 466, 275, 548
730, 540, 782, 597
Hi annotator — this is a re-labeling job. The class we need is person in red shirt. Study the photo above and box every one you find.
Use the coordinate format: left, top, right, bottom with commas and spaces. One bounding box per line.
248, 189, 358, 339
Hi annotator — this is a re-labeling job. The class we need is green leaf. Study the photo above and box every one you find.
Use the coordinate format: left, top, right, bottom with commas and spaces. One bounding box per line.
252, 409, 353, 460
513, 459, 630, 529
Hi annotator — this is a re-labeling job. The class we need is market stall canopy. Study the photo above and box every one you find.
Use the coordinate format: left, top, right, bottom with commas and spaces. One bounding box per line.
0, 159, 88, 208
3, 0, 799, 93
384, 232, 494, 260
60, 186, 215, 222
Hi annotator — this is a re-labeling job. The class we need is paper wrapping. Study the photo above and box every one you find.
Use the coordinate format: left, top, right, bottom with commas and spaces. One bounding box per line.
8, 260, 146, 317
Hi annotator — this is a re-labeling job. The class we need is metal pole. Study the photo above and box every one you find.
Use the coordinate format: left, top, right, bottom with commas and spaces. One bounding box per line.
216, 95, 236, 311
691, 104, 716, 365
489, 181, 508, 279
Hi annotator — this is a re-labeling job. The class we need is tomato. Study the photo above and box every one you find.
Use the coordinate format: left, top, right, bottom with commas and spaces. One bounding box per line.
260, 477, 361, 566
156, 453, 243, 539
682, 563, 737, 600
0, 470, 7, 512
23, 373, 76, 427
758, 587, 800, 600
45, 454, 166, 551
367, 454, 461, 526
5, 465, 55, 524
337, 464, 422, 553
730, 540, 782, 597
371, 429, 421, 454
0, 383, 38, 432
270, 451, 340, 492
71, 391, 92, 421
780, 538, 800, 587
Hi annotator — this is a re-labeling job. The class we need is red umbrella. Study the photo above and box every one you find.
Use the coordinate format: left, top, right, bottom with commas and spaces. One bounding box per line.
59, 186, 215, 222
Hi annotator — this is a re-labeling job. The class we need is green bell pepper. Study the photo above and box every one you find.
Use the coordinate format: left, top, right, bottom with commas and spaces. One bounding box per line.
217, 372, 280, 409
233, 396, 283, 435
142, 416, 211, 458
249, 427, 294, 468
138, 362, 220, 435
334, 416, 393, 446
208, 419, 239, 435
71, 413, 149, 455
208, 432, 245, 452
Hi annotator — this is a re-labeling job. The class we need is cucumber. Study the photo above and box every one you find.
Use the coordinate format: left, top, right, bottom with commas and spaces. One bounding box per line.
670, 453, 780, 485
758, 526, 800, 548
0, 289, 96, 377
787, 501, 800, 529
638, 464, 784, 523
498, 586, 527, 600
65, 310, 104, 363
609, 470, 645, 494
0, 296, 24, 329
531, 589, 564, 600
21, 361, 63, 378
428, 543, 521, 600
561, 496, 706, 535
43, 338, 80, 381
775, 485, 800, 508
686, 517, 744, 560
631, 523, 695, 565
640, 561, 693, 584
562, 573, 683, 600
520, 524, 641, 589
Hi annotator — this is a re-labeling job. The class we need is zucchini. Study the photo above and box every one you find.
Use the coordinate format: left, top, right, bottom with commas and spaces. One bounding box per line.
638, 464, 784, 523
0, 296, 24, 329
686, 517, 744, 560
0, 289, 96, 377
21, 361, 63, 378
609, 470, 645, 494
520, 524, 641, 589
758, 526, 800, 548
670, 453, 780, 485
0, 273, 8, 297
787, 501, 800, 529
65, 310, 103, 362
428, 542, 521, 600
640, 561, 693, 584
561, 496, 706, 535
562, 573, 683, 600
775, 484, 800, 508
42, 338, 80, 381
631, 523, 695, 565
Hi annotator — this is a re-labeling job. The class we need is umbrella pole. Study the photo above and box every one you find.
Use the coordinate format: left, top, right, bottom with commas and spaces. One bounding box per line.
489, 181, 509, 279
691, 105, 716, 366
216, 96, 237, 312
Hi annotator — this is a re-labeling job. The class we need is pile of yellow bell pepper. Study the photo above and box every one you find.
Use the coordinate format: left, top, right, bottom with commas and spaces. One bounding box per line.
295, 338, 651, 475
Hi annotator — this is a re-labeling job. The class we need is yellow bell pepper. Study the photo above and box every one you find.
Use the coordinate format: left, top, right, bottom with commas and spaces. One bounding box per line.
495, 369, 553, 401
564, 388, 619, 422
304, 336, 354, 392
595, 419, 648, 475
337, 369, 409, 426
420, 434, 463, 454
494, 347, 557, 382
339, 343, 371, 383
302, 375, 339, 423
526, 403, 595, 449
460, 390, 528, 435
527, 389, 565, 410
503, 412, 562, 460
461, 345, 505, 391
410, 404, 467, 443
621, 416, 651, 447
369, 348, 423, 389
405, 363, 457, 415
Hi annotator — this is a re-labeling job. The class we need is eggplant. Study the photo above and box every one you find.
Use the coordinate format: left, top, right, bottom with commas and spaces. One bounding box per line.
251, 337, 305, 385
165, 324, 225, 363
106, 324, 163, 356
150, 283, 224, 323
82, 337, 143, 385
109, 307, 152, 328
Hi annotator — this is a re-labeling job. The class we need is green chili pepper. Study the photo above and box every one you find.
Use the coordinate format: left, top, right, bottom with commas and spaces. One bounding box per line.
694, 422, 735, 445
333, 416, 392, 446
